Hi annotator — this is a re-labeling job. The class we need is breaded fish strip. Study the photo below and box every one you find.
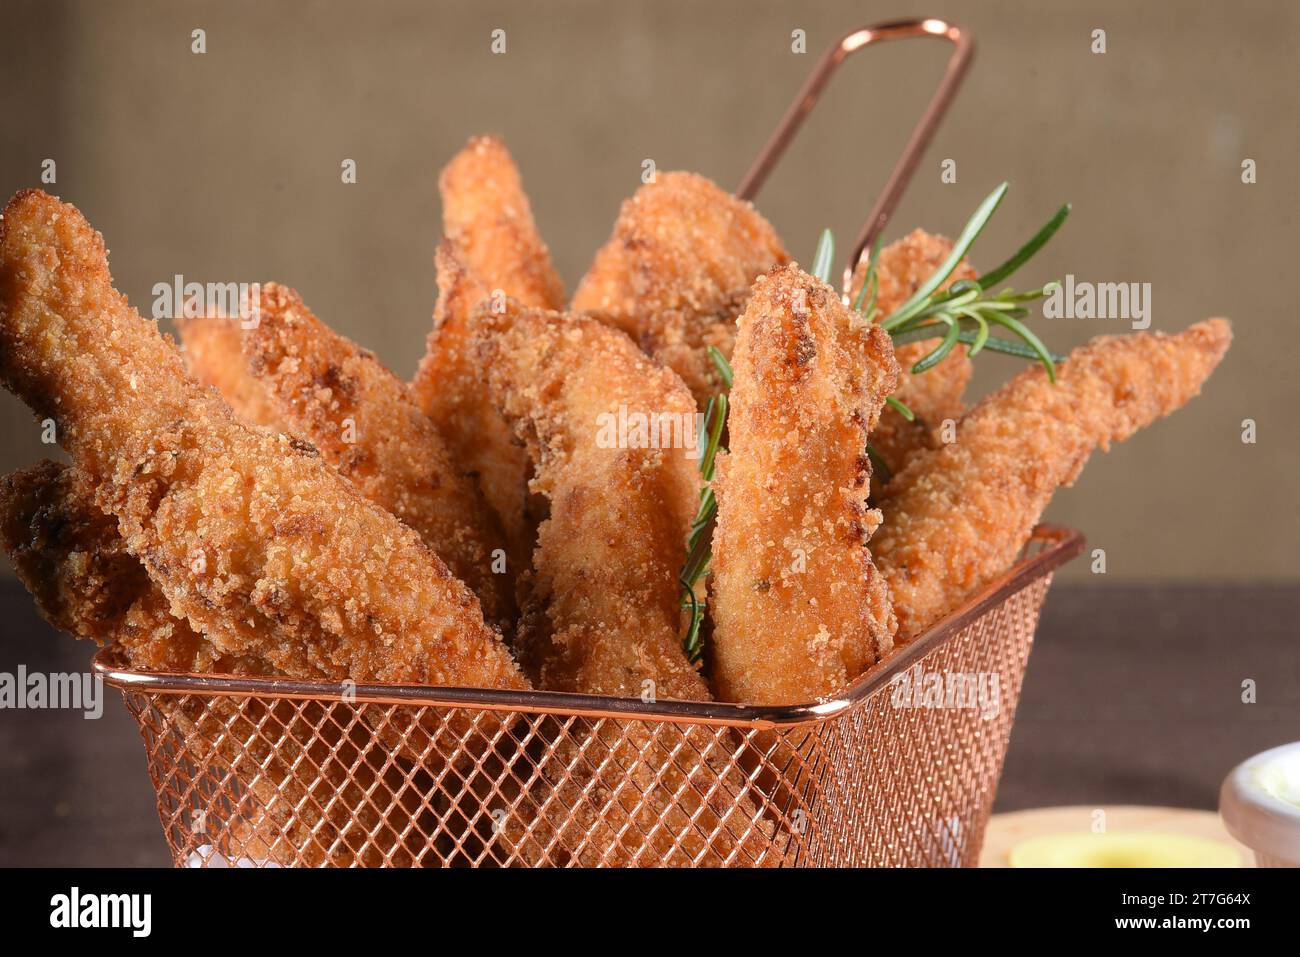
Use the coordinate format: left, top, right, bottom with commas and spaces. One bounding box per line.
710, 264, 900, 705
176, 311, 283, 427
476, 303, 777, 866
241, 282, 514, 631
849, 229, 978, 482
0, 189, 526, 695
413, 243, 534, 580
571, 171, 788, 406
0, 462, 422, 868
875, 319, 1232, 639
435, 134, 565, 311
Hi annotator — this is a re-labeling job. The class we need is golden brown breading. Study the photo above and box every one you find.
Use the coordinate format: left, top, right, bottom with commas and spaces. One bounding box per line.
709, 264, 899, 705
571, 171, 788, 406
0, 460, 260, 675
413, 242, 535, 582
411, 136, 563, 572
849, 229, 978, 484
241, 282, 514, 632
176, 312, 283, 428
477, 305, 704, 699
475, 302, 778, 866
875, 319, 1232, 639
436, 135, 565, 310
0, 189, 526, 695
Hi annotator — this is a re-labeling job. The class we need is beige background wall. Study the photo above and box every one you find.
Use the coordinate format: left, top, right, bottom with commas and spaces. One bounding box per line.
0, 0, 1295, 580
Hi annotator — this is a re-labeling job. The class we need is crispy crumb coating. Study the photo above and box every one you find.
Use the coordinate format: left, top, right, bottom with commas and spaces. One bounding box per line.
0, 189, 526, 694
0, 460, 261, 674
411, 135, 564, 565
710, 264, 900, 705
0, 460, 429, 867
571, 171, 789, 406
413, 242, 535, 579
176, 312, 284, 428
849, 229, 978, 483
436, 135, 565, 310
242, 282, 514, 632
476, 304, 704, 698
476, 302, 778, 866
875, 319, 1232, 639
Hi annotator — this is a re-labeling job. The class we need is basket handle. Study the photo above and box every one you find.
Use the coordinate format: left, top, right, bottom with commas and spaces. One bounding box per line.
735, 18, 975, 292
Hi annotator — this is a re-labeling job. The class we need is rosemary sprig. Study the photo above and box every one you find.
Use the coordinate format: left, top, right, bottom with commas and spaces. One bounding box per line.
875, 183, 1071, 382
678, 186, 1070, 657
680, 349, 733, 662
884, 183, 1011, 329
890, 320, 1066, 364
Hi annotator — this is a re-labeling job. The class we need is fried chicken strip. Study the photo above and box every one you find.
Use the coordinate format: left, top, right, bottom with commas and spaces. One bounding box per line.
241, 282, 514, 632
476, 303, 778, 866
0, 460, 260, 675
434, 134, 566, 311
875, 319, 1232, 639
413, 243, 535, 586
176, 311, 283, 428
0, 461, 432, 867
848, 229, 978, 484
710, 264, 900, 705
571, 171, 788, 406
479, 305, 704, 698
413, 135, 562, 574
0, 189, 526, 696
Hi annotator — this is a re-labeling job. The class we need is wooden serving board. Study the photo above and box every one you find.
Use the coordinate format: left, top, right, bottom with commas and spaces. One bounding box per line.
979, 805, 1252, 868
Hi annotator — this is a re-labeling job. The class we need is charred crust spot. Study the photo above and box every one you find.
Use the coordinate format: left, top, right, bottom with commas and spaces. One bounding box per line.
794, 332, 816, 367
40, 511, 72, 547
315, 364, 358, 401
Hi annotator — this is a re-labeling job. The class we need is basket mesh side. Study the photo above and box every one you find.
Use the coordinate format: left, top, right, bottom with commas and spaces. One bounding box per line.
120, 574, 1051, 867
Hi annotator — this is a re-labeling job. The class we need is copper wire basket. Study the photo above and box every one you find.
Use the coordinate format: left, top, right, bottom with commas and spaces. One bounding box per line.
92, 17, 1068, 867
95, 525, 1082, 867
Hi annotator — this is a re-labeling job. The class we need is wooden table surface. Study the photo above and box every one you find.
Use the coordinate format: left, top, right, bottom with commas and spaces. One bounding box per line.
1, 581, 1296, 866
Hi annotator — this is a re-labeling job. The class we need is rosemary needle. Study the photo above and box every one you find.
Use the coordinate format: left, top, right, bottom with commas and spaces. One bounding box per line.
810, 228, 835, 284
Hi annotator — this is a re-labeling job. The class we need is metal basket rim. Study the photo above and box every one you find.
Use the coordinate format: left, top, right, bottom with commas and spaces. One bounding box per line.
92, 524, 1083, 730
